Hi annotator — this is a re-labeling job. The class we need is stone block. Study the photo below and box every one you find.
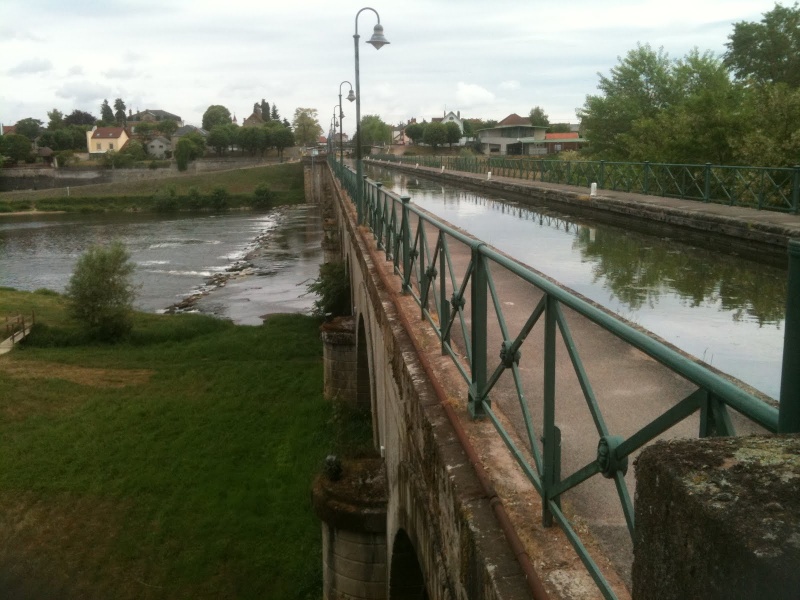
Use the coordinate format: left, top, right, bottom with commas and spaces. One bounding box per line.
633, 434, 800, 599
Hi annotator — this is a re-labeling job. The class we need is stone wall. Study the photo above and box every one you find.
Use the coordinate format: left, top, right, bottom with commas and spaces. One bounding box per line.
633, 434, 800, 599
315, 159, 533, 600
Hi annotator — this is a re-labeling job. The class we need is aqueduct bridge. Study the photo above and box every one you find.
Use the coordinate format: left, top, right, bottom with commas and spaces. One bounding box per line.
305, 155, 800, 600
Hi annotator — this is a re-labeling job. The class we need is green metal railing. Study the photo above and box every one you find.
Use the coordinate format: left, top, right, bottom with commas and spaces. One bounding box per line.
372, 154, 800, 213
329, 156, 797, 598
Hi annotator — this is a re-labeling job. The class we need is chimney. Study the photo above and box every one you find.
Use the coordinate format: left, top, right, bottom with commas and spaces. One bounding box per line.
457, 111, 460, 119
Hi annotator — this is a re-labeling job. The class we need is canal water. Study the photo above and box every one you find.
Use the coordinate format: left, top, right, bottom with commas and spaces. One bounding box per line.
0, 205, 322, 323
367, 166, 787, 401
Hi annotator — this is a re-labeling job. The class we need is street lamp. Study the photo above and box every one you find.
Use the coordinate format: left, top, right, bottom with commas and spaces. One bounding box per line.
353, 6, 389, 222
338, 80, 355, 165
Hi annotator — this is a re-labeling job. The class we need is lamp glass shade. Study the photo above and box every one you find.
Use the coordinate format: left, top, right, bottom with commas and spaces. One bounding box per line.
346, 89, 356, 102
367, 24, 389, 49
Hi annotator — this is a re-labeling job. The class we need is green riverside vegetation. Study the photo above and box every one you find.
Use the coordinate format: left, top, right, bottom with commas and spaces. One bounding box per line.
0, 287, 341, 598
0, 162, 305, 213
1, 159, 375, 596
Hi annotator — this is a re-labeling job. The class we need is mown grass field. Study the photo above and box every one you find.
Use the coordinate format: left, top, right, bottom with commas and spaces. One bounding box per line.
0, 287, 333, 599
0, 162, 305, 212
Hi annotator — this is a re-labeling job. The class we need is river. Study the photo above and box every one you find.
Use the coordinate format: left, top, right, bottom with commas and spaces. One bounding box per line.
367, 165, 787, 401
0, 205, 323, 323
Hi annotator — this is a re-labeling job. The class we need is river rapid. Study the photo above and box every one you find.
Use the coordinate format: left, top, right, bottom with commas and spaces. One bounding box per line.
0, 205, 323, 324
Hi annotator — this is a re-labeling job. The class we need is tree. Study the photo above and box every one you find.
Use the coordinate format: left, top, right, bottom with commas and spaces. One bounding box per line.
237, 126, 260, 156
261, 99, 270, 121
121, 139, 146, 161
549, 123, 573, 133
114, 98, 127, 126
529, 106, 550, 127
291, 107, 322, 147
47, 109, 64, 130
157, 119, 179, 138
208, 125, 232, 155
174, 133, 205, 171
0, 133, 33, 163
359, 114, 391, 147
64, 109, 96, 126
724, 2, 800, 88
736, 82, 800, 166
266, 122, 294, 161
271, 104, 280, 121
445, 122, 461, 147
202, 105, 232, 131
135, 122, 156, 143
66, 241, 137, 340
444, 122, 461, 148
14, 118, 43, 140
578, 44, 676, 159
422, 121, 447, 149
100, 99, 114, 124
405, 122, 425, 145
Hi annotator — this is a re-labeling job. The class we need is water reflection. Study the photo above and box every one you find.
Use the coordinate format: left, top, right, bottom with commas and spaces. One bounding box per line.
574, 227, 786, 326
367, 166, 786, 399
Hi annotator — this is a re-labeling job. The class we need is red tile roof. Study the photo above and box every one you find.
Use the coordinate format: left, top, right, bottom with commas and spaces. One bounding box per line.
545, 132, 579, 139
2, 125, 16, 135
498, 113, 530, 126
91, 127, 127, 139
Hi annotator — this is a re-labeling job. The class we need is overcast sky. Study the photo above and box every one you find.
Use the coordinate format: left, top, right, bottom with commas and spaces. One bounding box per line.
0, 0, 780, 136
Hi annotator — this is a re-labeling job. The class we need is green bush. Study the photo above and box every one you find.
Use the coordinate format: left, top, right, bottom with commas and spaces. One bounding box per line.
210, 186, 229, 211
307, 262, 351, 319
253, 182, 274, 209
185, 186, 202, 210
65, 241, 137, 341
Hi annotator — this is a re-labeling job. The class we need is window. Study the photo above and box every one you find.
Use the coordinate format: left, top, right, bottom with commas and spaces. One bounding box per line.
109, 143, 114, 150
96, 143, 101, 150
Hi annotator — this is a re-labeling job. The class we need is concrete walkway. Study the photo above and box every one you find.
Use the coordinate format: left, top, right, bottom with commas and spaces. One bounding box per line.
367, 159, 800, 257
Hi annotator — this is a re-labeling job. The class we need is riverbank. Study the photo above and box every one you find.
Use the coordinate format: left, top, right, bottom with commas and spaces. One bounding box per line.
0, 287, 330, 598
0, 162, 304, 213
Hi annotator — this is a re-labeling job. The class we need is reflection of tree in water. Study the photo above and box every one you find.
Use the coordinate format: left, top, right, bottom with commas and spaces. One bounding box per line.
573, 227, 786, 326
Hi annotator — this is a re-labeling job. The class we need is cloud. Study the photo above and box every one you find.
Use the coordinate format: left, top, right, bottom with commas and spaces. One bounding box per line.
103, 67, 131, 78
455, 82, 495, 107
68, 65, 84, 76
499, 80, 520, 91
8, 58, 52, 75
55, 80, 111, 105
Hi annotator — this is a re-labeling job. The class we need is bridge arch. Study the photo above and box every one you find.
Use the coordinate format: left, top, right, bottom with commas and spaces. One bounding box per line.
389, 528, 429, 600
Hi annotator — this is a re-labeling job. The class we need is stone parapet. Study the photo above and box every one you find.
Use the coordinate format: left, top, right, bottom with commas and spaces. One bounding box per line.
633, 434, 800, 599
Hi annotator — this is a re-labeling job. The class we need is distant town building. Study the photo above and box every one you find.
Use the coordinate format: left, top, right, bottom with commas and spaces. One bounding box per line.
86, 126, 130, 156
129, 109, 184, 126
147, 136, 171, 159
476, 113, 547, 155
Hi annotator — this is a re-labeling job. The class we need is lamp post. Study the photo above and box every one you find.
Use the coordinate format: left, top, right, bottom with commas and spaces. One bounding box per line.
353, 7, 389, 223
338, 81, 355, 165
332, 105, 340, 156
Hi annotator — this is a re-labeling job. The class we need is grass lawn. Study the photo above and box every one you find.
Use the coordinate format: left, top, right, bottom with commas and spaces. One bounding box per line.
0, 162, 305, 211
0, 288, 331, 599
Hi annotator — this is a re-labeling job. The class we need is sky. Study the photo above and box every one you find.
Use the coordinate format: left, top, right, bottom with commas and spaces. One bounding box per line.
0, 0, 782, 137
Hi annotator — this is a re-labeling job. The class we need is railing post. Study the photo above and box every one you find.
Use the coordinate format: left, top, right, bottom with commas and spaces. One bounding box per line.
644, 161, 650, 195
780, 239, 800, 432
703, 163, 712, 203
792, 165, 800, 214
542, 293, 560, 526
358, 175, 368, 223
373, 182, 383, 232
469, 246, 488, 419
599, 160, 605, 189
440, 235, 449, 354
401, 195, 412, 293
